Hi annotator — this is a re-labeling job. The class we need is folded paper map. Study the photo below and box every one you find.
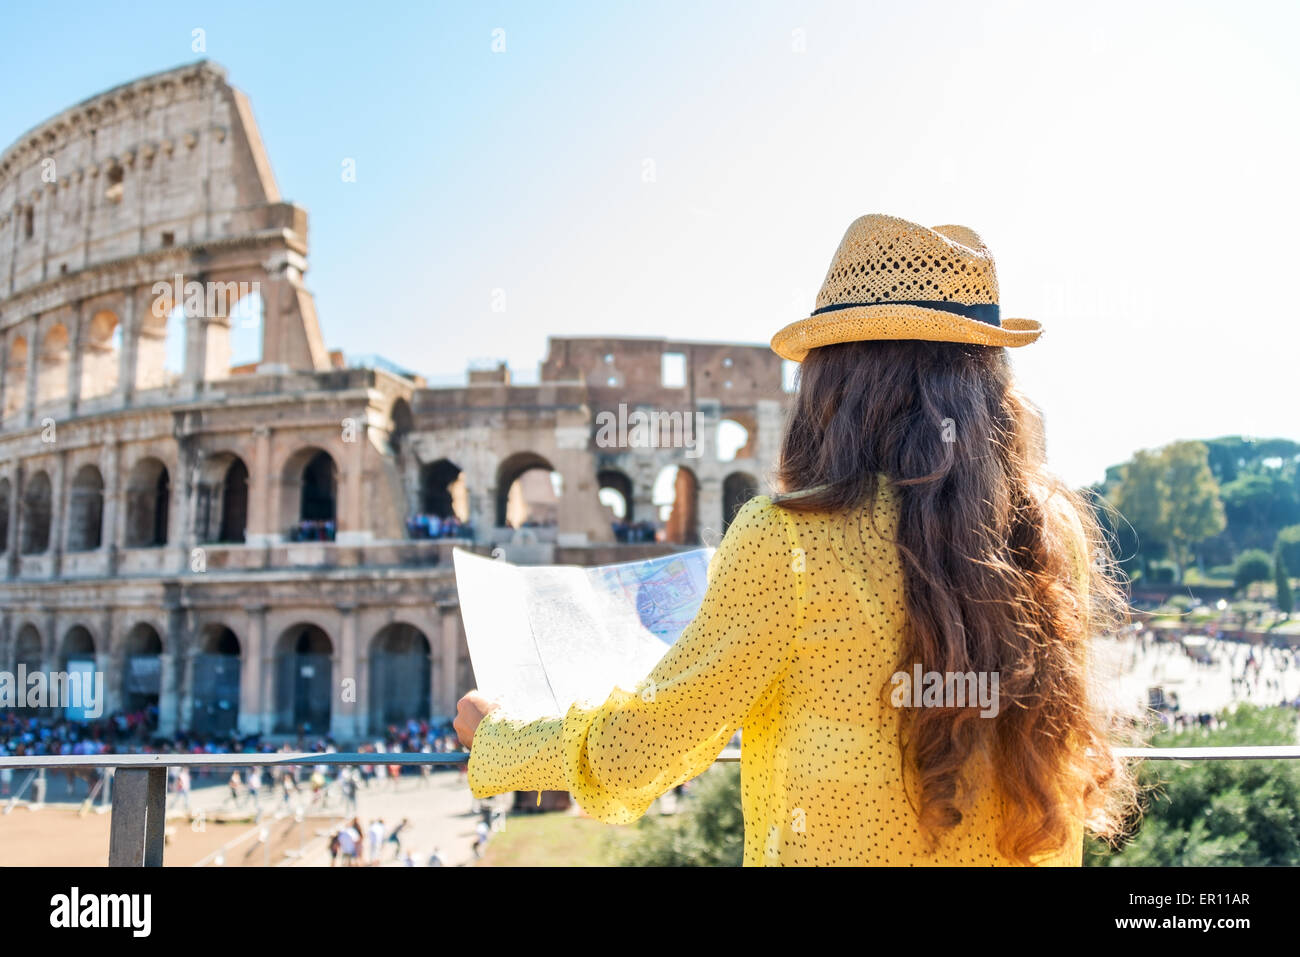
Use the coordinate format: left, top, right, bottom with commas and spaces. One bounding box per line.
453, 547, 714, 722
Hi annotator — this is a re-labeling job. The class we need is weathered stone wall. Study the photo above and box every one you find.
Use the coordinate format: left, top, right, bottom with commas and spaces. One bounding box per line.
0, 60, 331, 432
0, 61, 280, 298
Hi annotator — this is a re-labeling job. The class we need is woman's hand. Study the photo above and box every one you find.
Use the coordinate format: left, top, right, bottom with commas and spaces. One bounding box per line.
454, 691, 501, 748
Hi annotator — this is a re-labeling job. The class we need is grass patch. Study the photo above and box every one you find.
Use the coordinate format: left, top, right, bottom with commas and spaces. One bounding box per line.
475, 811, 616, 866
1180, 569, 1233, 588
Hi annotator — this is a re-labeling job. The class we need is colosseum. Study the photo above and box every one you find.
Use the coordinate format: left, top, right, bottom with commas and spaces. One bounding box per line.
0, 61, 795, 743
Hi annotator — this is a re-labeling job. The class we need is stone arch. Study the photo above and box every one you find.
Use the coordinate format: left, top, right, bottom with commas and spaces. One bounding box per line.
59, 624, 96, 667
200, 624, 241, 655
273, 623, 334, 734
657, 464, 699, 545
597, 469, 633, 522
722, 471, 759, 534
13, 624, 44, 715
135, 298, 185, 392
368, 622, 431, 732
717, 415, 755, 462
390, 397, 413, 454
192, 624, 241, 735
281, 446, 337, 538
37, 322, 71, 405
20, 470, 52, 554
226, 286, 264, 372
67, 464, 105, 552
124, 457, 170, 547
195, 452, 249, 544
80, 309, 121, 400
4, 335, 27, 419
418, 458, 468, 523
119, 622, 163, 721
496, 451, 558, 528
14, 622, 43, 669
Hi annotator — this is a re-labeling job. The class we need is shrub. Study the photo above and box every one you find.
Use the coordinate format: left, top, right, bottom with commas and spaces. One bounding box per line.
1233, 549, 1273, 592
1275, 524, 1300, 578
1146, 562, 1178, 585
611, 763, 744, 866
1276, 550, 1294, 616
1087, 705, 1300, 867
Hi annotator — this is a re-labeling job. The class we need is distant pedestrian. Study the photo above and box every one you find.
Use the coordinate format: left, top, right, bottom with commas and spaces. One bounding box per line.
341, 770, 358, 815
246, 766, 261, 808
177, 766, 192, 813
280, 771, 297, 808
473, 820, 490, 858
367, 818, 385, 864
386, 817, 410, 859
337, 822, 361, 866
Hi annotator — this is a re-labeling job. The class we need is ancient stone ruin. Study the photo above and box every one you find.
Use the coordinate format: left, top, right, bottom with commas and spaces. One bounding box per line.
0, 61, 794, 740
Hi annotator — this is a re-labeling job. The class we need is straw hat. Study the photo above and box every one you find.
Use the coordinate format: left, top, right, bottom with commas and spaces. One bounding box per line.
770, 214, 1042, 362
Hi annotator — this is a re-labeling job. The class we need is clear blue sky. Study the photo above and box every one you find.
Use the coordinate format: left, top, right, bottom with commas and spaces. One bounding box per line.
3, 0, 1297, 488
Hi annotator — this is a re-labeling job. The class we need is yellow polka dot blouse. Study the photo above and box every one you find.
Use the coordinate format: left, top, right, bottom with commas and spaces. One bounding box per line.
468, 482, 1086, 866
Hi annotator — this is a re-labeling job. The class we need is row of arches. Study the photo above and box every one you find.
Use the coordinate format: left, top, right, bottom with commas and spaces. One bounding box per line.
2, 294, 264, 421
272, 622, 433, 734
0, 446, 338, 555
3, 446, 760, 555
12, 621, 167, 719
6, 620, 438, 736
1, 458, 174, 554
412, 452, 760, 543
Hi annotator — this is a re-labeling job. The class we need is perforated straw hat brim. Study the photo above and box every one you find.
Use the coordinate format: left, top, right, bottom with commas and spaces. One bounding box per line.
771, 307, 1042, 362
771, 214, 1043, 362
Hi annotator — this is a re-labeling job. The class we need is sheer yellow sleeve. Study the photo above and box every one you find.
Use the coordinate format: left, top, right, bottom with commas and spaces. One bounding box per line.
466, 495, 804, 824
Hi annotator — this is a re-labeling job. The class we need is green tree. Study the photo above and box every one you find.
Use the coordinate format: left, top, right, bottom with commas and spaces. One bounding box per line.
611, 764, 744, 866
1203, 435, 1300, 485
1233, 549, 1272, 593
1087, 706, 1300, 866
1221, 471, 1300, 552
1275, 549, 1293, 617
1274, 524, 1300, 580
1163, 441, 1226, 580
1112, 449, 1171, 582
1112, 442, 1225, 582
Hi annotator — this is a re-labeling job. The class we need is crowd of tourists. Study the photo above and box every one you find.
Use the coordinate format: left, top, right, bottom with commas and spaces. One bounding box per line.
611, 519, 659, 543
405, 513, 475, 540
327, 815, 447, 867
288, 519, 337, 542
0, 711, 464, 802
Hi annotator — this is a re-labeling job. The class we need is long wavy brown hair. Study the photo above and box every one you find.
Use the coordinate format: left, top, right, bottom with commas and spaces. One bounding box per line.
774, 339, 1137, 863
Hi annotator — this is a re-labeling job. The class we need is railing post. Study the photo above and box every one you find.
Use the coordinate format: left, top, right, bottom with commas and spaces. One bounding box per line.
108, 767, 167, 866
